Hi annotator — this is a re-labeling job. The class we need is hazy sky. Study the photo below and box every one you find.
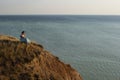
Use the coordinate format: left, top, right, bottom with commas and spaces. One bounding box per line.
0, 0, 120, 15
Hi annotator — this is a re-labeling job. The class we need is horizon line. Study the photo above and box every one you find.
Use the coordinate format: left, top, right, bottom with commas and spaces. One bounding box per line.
0, 14, 120, 16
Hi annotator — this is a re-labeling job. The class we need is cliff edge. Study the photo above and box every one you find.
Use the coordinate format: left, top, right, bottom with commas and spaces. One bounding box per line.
0, 35, 82, 80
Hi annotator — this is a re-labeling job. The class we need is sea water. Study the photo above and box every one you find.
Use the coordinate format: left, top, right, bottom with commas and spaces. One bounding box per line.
0, 15, 120, 80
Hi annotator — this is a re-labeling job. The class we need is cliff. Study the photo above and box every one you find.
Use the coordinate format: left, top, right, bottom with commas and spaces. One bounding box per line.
0, 35, 82, 80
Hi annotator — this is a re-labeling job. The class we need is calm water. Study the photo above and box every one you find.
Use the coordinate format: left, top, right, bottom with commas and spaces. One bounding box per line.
0, 15, 120, 80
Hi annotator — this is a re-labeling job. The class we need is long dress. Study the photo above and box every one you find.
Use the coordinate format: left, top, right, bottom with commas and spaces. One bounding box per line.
20, 34, 31, 43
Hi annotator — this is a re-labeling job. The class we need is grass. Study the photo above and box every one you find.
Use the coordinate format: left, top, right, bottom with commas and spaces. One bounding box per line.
0, 35, 82, 80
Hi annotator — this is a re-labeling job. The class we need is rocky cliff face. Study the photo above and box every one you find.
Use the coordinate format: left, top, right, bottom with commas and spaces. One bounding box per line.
0, 35, 82, 80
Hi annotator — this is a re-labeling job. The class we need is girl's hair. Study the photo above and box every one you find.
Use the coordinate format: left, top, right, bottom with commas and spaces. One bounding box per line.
22, 31, 25, 34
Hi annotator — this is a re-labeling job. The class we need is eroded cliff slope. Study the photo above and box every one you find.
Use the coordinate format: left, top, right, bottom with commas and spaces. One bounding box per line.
0, 35, 82, 80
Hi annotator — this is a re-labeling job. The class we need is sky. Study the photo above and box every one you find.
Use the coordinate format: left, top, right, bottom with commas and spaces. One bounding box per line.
0, 0, 120, 15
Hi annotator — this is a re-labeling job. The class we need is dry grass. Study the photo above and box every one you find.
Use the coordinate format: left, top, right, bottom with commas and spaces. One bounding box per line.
0, 35, 82, 80
0, 35, 19, 41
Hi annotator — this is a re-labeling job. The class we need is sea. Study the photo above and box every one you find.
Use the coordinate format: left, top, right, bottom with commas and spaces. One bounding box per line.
0, 15, 120, 80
